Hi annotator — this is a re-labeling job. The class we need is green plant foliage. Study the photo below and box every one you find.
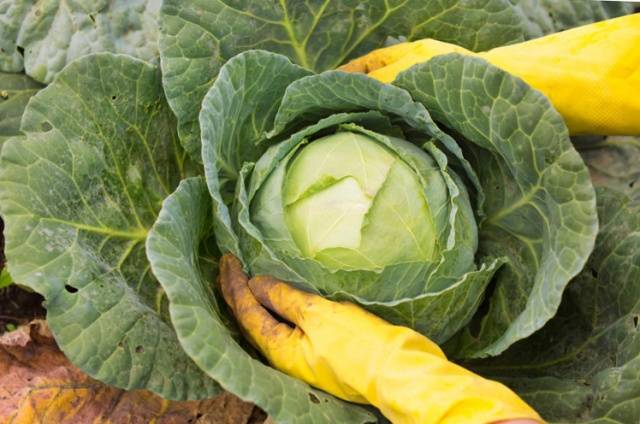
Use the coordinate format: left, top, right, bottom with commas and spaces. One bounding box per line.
579, 136, 640, 197
512, 0, 633, 37
468, 187, 640, 424
158, 0, 631, 161
0, 3, 635, 422
146, 177, 375, 423
0, 53, 218, 400
0, 72, 42, 144
0, 0, 161, 83
199, 50, 597, 357
460, 139, 640, 422
0, 268, 12, 289
396, 54, 598, 357
156, 0, 526, 160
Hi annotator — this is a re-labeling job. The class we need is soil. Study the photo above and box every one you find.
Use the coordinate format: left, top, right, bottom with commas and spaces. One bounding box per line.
0, 285, 46, 335
0, 219, 46, 335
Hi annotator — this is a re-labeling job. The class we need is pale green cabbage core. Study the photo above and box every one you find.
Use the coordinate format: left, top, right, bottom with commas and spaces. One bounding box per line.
282, 131, 436, 271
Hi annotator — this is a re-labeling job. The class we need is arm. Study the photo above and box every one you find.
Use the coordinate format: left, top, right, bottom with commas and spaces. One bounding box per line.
219, 254, 542, 424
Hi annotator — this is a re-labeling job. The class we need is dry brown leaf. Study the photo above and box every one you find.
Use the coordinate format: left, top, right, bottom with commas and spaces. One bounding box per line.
0, 321, 261, 424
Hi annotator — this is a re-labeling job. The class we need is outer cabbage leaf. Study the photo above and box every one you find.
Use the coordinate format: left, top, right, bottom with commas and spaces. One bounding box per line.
511, 0, 633, 38
469, 188, 640, 424
0, 53, 219, 400
579, 136, 640, 198
0, 0, 30, 72
0, 72, 42, 144
159, 0, 629, 161
0, 0, 161, 83
146, 177, 375, 424
160, 0, 532, 160
200, 50, 311, 261
394, 54, 598, 358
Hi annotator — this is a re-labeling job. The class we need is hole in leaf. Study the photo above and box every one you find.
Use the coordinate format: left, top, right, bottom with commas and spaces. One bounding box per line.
247, 407, 267, 422
111, 95, 117, 100
64, 285, 78, 293
308, 393, 320, 404
135, 345, 144, 353
41, 122, 52, 131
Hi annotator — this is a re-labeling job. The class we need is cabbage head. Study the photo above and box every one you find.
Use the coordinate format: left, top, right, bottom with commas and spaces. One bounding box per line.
201, 50, 598, 358
253, 130, 469, 271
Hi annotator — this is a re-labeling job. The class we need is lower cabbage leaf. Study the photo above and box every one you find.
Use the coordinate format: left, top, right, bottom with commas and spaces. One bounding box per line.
0, 53, 219, 400
468, 187, 640, 424
158, 0, 630, 162
463, 138, 640, 423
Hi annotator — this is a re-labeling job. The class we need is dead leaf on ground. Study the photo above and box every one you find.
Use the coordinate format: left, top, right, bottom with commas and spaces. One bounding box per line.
0, 320, 264, 424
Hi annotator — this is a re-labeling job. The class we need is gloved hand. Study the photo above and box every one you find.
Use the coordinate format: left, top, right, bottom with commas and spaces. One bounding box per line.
219, 254, 541, 424
340, 14, 640, 136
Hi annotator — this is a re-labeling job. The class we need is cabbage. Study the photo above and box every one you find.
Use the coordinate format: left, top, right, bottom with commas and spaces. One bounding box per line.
200, 50, 597, 355
254, 131, 457, 271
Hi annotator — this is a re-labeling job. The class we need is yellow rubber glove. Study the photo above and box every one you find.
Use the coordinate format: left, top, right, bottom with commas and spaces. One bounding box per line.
219, 254, 541, 424
340, 14, 640, 136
